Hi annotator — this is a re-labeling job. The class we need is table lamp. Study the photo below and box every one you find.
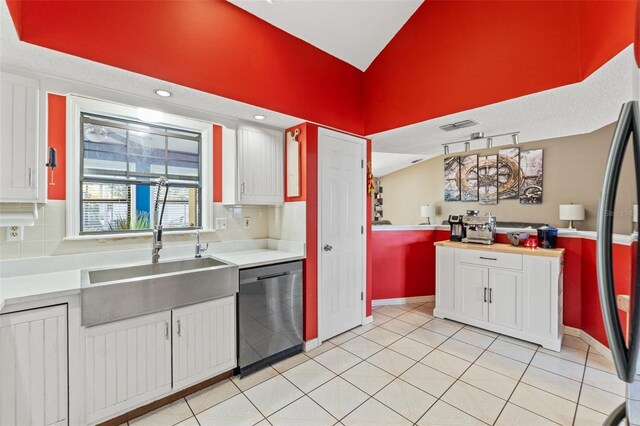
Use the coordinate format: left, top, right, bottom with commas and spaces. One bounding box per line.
559, 203, 585, 231
420, 205, 436, 225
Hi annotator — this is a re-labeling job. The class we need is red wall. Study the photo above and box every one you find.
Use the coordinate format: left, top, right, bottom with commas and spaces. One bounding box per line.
18, 1, 364, 135
372, 230, 437, 300
372, 230, 633, 347
47, 94, 66, 200
10, 1, 636, 137
363, 0, 636, 135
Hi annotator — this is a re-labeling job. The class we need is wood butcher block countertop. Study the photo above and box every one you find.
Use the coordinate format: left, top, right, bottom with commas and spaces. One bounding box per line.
434, 240, 565, 258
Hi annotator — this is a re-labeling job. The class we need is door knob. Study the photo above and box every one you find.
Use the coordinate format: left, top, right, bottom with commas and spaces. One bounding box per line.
323, 244, 333, 252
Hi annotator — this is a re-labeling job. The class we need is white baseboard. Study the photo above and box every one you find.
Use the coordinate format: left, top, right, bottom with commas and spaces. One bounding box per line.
303, 338, 319, 352
564, 326, 611, 358
364, 315, 373, 325
372, 295, 435, 307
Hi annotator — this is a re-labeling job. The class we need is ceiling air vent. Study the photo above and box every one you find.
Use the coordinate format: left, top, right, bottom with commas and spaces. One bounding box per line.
439, 119, 479, 132
411, 158, 423, 164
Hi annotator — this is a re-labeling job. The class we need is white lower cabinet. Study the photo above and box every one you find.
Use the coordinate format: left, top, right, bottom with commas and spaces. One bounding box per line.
84, 311, 172, 424
435, 244, 563, 350
172, 297, 236, 390
84, 296, 237, 424
0, 305, 68, 426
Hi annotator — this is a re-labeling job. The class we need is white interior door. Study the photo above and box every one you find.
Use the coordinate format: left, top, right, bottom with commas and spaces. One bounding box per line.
318, 128, 365, 341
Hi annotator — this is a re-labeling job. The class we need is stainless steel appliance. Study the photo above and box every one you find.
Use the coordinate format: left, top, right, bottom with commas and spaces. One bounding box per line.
238, 261, 303, 376
537, 224, 558, 249
448, 214, 465, 241
597, 101, 639, 425
462, 210, 496, 245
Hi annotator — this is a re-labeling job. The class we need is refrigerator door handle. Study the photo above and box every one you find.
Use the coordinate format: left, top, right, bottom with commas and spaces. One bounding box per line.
597, 101, 640, 383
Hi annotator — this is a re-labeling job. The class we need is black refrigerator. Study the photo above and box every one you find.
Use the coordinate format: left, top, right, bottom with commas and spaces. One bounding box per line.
597, 100, 640, 425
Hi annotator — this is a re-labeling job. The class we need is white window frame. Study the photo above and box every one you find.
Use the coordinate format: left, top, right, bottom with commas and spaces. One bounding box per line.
65, 95, 213, 239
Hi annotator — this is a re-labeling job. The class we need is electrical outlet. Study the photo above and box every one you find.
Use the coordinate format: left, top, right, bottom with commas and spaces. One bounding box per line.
5, 226, 24, 241
215, 218, 228, 230
243, 217, 250, 229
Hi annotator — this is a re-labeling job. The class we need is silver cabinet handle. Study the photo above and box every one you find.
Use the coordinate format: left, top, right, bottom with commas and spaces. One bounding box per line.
28, 167, 33, 187
483, 288, 487, 303
241, 182, 245, 194
176, 319, 182, 337
489, 288, 493, 303
597, 100, 640, 383
479, 256, 497, 261
323, 244, 333, 252
165, 322, 169, 340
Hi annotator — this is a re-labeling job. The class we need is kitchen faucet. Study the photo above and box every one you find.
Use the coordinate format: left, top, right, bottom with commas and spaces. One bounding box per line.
195, 229, 209, 258
152, 177, 170, 264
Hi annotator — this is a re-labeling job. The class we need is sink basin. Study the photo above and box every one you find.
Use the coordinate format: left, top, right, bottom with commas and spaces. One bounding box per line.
81, 256, 238, 327
86, 257, 228, 285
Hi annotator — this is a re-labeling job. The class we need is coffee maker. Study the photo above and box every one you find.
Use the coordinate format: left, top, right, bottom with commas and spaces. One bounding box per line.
462, 210, 496, 245
448, 215, 465, 241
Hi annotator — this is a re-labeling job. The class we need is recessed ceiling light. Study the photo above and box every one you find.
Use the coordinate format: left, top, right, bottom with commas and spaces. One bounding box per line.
265, 0, 273, 3
154, 89, 172, 97
254, 114, 267, 120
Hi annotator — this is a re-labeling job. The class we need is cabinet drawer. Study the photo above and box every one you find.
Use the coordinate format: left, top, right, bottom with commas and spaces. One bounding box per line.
458, 250, 522, 270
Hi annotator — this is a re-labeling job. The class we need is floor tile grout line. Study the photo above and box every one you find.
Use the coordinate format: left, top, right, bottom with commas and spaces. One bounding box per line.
183, 395, 202, 426
490, 340, 556, 425
572, 345, 591, 425
413, 325, 503, 425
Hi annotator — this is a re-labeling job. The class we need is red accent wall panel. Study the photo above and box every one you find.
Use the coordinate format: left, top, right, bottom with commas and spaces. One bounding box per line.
371, 230, 437, 300
213, 125, 223, 203
364, 1, 582, 135
6, 0, 21, 37
19, 1, 363, 135
578, 0, 638, 77
47, 94, 66, 200
303, 123, 319, 340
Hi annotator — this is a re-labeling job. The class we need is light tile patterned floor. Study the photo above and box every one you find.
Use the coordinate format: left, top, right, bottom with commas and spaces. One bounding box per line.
128, 302, 623, 426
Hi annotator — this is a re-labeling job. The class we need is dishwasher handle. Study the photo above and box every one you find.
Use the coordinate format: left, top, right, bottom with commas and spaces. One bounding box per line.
257, 272, 290, 281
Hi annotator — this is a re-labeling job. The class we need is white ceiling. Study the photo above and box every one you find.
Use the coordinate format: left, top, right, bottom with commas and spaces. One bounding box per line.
229, 0, 423, 71
371, 152, 425, 177
371, 45, 638, 176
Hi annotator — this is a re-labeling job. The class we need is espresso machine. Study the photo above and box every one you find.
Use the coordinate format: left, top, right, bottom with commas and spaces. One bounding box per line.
462, 210, 496, 245
448, 215, 465, 241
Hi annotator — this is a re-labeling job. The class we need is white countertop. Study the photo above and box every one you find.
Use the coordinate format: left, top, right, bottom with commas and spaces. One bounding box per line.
0, 239, 305, 312
212, 249, 304, 269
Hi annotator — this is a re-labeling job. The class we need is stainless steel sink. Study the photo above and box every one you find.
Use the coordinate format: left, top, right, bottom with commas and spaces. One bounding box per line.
81, 256, 238, 327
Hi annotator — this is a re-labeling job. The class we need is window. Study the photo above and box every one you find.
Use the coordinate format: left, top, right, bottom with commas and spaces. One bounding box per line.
80, 113, 202, 234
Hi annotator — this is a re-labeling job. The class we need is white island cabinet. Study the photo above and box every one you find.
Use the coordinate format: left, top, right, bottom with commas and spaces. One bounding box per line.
434, 241, 564, 350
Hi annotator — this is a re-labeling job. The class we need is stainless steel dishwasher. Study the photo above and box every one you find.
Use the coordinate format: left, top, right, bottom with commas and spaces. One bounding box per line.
238, 261, 303, 376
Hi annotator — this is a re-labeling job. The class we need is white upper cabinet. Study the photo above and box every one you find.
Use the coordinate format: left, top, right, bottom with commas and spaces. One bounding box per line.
0, 72, 43, 203
223, 125, 284, 205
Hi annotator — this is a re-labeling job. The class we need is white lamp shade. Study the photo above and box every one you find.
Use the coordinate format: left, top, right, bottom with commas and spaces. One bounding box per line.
420, 205, 436, 218
559, 204, 585, 221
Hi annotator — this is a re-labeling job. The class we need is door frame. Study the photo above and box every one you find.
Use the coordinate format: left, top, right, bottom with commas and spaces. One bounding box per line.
316, 127, 367, 343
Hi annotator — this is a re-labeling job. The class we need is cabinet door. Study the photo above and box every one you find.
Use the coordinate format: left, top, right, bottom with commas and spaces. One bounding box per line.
84, 311, 171, 424
488, 269, 523, 331
237, 126, 284, 205
436, 247, 456, 312
172, 296, 236, 390
522, 256, 560, 339
0, 73, 40, 202
0, 305, 67, 426
456, 264, 489, 322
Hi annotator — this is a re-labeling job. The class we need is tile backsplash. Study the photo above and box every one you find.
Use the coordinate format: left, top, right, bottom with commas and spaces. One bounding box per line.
0, 200, 306, 259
